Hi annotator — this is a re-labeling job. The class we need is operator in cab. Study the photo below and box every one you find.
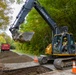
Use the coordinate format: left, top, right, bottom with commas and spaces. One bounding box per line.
62, 37, 68, 52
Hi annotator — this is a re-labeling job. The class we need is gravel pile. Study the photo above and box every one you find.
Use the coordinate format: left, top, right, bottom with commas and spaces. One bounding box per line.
0, 51, 33, 63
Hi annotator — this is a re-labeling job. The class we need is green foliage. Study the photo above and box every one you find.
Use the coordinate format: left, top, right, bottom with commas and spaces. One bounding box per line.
0, 0, 11, 30
9, 0, 24, 4
10, 40, 16, 49
14, 0, 76, 55
16, 0, 24, 4
0, 0, 23, 30
0, 33, 11, 42
0, 36, 6, 44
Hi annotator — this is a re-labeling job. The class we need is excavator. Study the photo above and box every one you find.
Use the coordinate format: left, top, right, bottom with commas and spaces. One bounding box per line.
9, 0, 76, 69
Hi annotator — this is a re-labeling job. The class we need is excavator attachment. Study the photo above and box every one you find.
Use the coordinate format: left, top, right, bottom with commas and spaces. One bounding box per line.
13, 32, 34, 42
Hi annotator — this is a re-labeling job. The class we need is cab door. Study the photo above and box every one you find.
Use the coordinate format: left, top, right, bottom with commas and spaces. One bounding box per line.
68, 34, 75, 54
52, 35, 62, 54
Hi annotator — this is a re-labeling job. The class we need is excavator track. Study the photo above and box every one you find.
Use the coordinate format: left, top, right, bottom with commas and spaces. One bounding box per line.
53, 57, 76, 70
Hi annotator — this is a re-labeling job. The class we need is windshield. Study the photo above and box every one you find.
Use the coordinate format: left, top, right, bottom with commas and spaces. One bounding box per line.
53, 35, 61, 53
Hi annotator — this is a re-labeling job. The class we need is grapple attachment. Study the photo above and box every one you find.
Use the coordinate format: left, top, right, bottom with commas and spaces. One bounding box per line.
13, 32, 34, 42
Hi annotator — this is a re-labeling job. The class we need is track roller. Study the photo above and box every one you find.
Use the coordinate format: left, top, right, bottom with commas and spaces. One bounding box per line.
38, 55, 48, 65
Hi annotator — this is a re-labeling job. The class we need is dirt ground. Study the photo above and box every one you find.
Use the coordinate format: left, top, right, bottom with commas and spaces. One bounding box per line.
0, 51, 74, 75
0, 66, 51, 75
0, 51, 33, 63
0, 51, 52, 75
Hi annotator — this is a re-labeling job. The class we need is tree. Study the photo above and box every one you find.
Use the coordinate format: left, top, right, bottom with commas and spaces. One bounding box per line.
0, 36, 6, 44
0, 0, 12, 31
0, 0, 24, 35
9, 0, 24, 4
0, 32, 11, 43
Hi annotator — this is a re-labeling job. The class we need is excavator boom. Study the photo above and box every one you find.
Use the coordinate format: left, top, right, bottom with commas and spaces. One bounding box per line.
9, 0, 60, 42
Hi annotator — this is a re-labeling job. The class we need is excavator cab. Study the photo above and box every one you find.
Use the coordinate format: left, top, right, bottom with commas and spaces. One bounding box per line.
39, 32, 76, 66
52, 32, 75, 55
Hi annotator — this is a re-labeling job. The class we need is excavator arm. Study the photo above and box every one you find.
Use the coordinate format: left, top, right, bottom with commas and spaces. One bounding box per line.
10, 0, 35, 30
9, 0, 36, 42
9, 0, 60, 42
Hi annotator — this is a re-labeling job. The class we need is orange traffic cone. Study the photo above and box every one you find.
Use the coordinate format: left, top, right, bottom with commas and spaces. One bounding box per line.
72, 61, 76, 74
34, 56, 38, 63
